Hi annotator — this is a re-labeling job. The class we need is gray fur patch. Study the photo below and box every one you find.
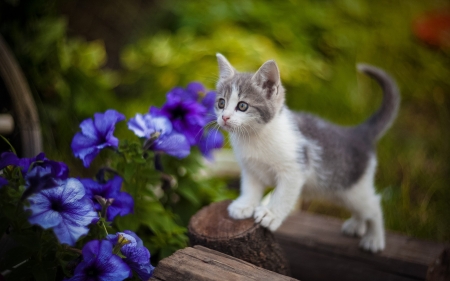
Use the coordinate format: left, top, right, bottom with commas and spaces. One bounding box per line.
295, 113, 373, 189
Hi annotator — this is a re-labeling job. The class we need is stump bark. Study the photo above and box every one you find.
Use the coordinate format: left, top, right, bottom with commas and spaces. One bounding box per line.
188, 200, 290, 276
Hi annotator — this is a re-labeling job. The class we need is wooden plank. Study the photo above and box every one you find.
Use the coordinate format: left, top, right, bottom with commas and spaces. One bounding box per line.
150, 245, 298, 281
275, 211, 447, 281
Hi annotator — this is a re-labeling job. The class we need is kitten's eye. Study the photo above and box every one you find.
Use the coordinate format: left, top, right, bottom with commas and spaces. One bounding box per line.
218, 98, 225, 109
237, 102, 249, 112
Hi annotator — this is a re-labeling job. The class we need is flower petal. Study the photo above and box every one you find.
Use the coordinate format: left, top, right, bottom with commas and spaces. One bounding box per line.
102, 175, 123, 198
106, 191, 134, 221
82, 239, 112, 262
0, 152, 20, 170
62, 196, 99, 226
0, 177, 8, 188
186, 82, 206, 100
28, 209, 62, 229
53, 221, 90, 246
153, 132, 190, 159
59, 178, 86, 204
199, 129, 224, 160
123, 230, 144, 247
128, 113, 150, 138
201, 91, 216, 109
147, 115, 172, 135
94, 109, 125, 138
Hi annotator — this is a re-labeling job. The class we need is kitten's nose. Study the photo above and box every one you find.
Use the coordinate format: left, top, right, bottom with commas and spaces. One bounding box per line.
222, 115, 230, 122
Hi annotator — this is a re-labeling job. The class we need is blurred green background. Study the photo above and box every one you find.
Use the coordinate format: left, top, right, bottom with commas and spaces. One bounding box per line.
1, 0, 449, 242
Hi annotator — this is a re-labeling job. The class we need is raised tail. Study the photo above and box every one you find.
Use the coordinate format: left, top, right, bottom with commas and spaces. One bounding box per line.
356, 63, 400, 141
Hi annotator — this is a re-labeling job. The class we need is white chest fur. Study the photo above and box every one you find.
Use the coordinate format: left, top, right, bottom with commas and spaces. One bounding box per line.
230, 109, 305, 185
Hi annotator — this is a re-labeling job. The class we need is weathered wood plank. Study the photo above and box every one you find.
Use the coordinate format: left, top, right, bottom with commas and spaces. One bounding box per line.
427, 247, 450, 281
275, 211, 447, 281
150, 245, 298, 281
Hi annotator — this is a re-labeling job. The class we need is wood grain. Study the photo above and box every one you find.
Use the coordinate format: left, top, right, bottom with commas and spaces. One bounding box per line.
150, 245, 298, 281
275, 211, 447, 281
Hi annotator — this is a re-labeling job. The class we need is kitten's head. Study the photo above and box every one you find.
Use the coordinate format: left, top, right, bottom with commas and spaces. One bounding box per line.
214, 54, 285, 134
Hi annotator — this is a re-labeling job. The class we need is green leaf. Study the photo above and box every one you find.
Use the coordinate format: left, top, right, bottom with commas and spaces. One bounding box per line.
177, 183, 201, 206
114, 214, 141, 232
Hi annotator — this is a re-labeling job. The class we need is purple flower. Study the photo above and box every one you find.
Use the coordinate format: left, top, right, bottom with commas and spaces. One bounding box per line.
0, 152, 46, 175
67, 239, 131, 281
198, 91, 224, 159
0, 151, 69, 198
22, 165, 60, 200
198, 128, 224, 160
107, 231, 154, 280
0, 177, 8, 188
80, 175, 134, 222
25, 178, 98, 246
71, 109, 125, 168
128, 113, 190, 159
154, 83, 207, 145
201, 91, 218, 124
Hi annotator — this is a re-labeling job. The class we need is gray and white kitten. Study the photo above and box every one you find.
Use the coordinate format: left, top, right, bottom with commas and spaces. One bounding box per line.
214, 54, 399, 253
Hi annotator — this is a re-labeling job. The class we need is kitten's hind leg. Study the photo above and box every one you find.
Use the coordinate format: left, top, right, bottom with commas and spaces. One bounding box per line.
228, 169, 265, 219
342, 186, 385, 253
341, 157, 385, 253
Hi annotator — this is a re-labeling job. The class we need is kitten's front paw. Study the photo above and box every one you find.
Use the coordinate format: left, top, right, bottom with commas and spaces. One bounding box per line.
359, 234, 385, 253
254, 206, 283, 231
228, 200, 256, 219
342, 217, 367, 237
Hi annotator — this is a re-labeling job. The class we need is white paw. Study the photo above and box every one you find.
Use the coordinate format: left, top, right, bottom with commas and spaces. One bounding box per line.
342, 218, 367, 237
359, 234, 385, 253
228, 200, 256, 219
254, 206, 283, 231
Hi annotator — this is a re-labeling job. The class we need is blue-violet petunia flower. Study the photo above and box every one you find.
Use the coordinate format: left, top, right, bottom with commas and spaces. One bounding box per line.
71, 109, 125, 168
0, 152, 46, 175
107, 230, 154, 280
25, 178, 98, 246
80, 175, 134, 222
0, 151, 69, 198
198, 128, 224, 160
0, 177, 8, 188
201, 91, 218, 124
67, 239, 131, 281
153, 84, 207, 145
23, 165, 60, 200
128, 113, 190, 159
198, 90, 224, 159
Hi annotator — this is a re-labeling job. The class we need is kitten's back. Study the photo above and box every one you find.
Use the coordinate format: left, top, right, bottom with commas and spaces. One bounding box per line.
295, 112, 373, 190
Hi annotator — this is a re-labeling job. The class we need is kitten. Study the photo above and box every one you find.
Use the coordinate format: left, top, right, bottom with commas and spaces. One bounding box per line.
214, 54, 399, 253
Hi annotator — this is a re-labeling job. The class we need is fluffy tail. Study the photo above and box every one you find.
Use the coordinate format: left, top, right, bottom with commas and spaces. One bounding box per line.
356, 64, 400, 141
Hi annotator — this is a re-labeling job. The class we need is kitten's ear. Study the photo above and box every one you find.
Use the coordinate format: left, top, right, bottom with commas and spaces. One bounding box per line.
252, 60, 280, 97
216, 53, 235, 81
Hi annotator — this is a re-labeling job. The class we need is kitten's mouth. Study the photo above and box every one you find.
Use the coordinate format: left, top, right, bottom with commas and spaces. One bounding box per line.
220, 123, 233, 131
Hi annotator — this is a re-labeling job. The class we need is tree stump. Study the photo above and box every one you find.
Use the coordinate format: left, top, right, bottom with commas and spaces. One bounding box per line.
188, 200, 290, 276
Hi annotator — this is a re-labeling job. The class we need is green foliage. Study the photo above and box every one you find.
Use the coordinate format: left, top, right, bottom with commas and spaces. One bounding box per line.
119, 0, 450, 242
0, 0, 120, 174
111, 140, 235, 260
1, 0, 448, 255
